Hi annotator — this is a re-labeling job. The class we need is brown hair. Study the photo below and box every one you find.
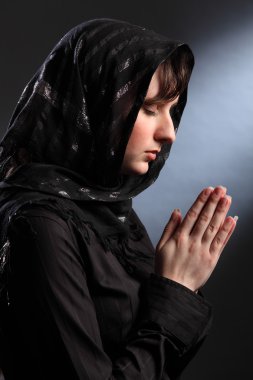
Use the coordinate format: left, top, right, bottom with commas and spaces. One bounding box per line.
144, 46, 193, 106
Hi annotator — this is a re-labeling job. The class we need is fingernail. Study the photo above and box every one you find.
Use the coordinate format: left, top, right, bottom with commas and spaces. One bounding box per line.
204, 186, 214, 196
171, 208, 180, 221
214, 186, 226, 195
234, 216, 239, 222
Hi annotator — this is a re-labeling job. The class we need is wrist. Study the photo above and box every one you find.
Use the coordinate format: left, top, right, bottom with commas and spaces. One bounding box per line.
154, 271, 197, 292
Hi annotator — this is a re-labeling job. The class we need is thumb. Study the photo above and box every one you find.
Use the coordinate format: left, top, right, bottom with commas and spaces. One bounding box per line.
156, 209, 182, 252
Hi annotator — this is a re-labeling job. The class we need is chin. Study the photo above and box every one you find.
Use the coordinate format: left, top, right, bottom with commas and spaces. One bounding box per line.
127, 164, 149, 175
121, 159, 150, 175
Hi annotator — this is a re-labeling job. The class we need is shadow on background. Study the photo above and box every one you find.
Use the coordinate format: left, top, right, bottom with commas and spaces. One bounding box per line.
1, 1, 253, 379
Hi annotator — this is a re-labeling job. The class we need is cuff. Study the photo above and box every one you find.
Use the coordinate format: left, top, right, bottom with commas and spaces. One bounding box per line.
144, 273, 213, 349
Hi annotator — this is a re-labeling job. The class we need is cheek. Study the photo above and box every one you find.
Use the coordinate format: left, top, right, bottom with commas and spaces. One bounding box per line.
127, 115, 147, 150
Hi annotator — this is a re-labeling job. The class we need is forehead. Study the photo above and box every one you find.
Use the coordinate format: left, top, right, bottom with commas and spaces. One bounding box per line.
145, 67, 161, 99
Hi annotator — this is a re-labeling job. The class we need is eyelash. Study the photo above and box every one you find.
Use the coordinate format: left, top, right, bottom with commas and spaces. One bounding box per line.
142, 106, 177, 117
143, 108, 157, 116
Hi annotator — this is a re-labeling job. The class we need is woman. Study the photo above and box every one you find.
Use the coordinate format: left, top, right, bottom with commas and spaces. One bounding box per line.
0, 18, 236, 379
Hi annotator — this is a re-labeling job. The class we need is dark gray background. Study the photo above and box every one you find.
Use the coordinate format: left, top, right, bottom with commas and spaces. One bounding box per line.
1, 1, 253, 379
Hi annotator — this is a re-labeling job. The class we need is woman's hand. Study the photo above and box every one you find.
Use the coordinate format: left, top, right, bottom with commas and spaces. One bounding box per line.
155, 186, 237, 292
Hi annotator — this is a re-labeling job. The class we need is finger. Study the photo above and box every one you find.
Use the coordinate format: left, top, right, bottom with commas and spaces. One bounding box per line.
178, 186, 225, 236
222, 216, 238, 247
156, 209, 182, 251
210, 216, 236, 255
201, 195, 232, 243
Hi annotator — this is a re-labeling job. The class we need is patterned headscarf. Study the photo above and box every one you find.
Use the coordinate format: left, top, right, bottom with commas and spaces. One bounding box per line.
0, 18, 194, 202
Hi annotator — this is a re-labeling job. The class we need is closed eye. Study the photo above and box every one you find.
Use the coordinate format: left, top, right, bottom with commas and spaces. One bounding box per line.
142, 107, 157, 116
142, 102, 180, 121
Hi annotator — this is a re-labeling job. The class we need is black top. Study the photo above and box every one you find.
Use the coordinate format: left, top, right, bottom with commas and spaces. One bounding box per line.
1, 204, 212, 380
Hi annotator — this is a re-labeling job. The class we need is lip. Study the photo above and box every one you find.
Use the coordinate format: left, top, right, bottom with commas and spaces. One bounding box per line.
145, 151, 157, 160
146, 149, 161, 153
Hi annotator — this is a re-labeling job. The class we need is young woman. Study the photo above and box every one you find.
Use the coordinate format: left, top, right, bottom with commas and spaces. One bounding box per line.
0, 18, 236, 379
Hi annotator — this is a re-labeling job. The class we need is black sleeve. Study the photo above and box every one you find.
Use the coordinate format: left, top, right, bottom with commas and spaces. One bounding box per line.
7, 208, 212, 380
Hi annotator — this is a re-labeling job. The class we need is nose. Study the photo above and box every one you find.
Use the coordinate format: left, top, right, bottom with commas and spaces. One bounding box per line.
154, 112, 176, 144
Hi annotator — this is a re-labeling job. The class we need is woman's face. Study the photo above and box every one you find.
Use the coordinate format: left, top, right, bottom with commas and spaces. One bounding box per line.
121, 66, 179, 175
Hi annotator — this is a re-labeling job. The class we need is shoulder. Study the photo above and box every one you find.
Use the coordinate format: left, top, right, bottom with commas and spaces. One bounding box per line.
7, 204, 85, 268
8, 204, 73, 239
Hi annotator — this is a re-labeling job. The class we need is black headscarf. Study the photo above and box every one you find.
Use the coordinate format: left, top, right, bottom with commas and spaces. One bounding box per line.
0, 18, 194, 292
0, 18, 194, 200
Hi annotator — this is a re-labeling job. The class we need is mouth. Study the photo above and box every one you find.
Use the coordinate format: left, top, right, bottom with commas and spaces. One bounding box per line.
145, 148, 161, 156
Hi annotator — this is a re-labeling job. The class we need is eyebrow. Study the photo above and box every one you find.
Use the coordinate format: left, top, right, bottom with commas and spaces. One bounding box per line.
144, 97, 179, 107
